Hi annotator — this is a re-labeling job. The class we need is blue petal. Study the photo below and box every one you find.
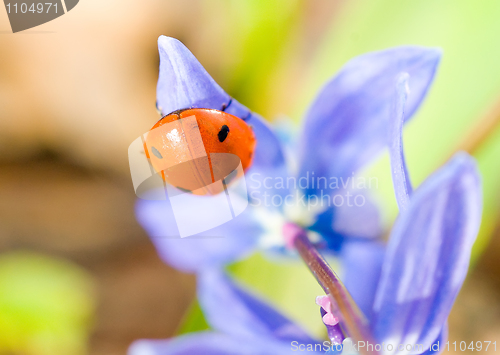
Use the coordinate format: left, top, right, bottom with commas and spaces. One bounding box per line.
155, 37, 289, 201
135, 197, 263, 273
246, 113, 288, 176
224, 97, 251, 119
244, 112, 290, 204
298, 46, 441, 195
309, 207, 344, 252
372, 153, 481, 348
225, 101, 289, 203
389, 73, 413, 211
310, 188, 382, 251
420, 324, 448, 355
128, 332, 295, 355
340, 240, 385, 321
198, 268, 318, 345
331, 188, 382, 239
156, 36, 230, 115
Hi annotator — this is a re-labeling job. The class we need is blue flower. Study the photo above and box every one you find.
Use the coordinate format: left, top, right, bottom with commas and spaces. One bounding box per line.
131, 38, 483, 354
129, 146, 482, 355
128, 151, 481, 355
340, 74, 482, 353
136, 36, 441, 273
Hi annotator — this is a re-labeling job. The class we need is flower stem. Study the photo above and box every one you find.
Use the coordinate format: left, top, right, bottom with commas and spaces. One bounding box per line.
451, 94, 500, 157
286, 224, 380, 355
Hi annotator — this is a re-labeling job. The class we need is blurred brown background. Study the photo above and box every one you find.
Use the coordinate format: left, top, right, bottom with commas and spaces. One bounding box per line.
0, 1, 342, 353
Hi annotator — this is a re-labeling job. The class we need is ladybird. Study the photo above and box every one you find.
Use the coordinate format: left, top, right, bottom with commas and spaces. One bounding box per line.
144, 108, 256, 195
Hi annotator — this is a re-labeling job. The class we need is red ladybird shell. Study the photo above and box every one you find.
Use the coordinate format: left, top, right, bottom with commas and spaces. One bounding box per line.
144, 108, 256, 195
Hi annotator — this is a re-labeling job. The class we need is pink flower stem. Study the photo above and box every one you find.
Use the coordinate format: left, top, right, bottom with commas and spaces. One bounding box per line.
285, 223, 380, 355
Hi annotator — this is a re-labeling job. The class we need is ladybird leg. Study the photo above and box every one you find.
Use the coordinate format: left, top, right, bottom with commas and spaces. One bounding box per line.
224, 97, 252, 121
155, 100, 163, 116
221, 98, 232, 112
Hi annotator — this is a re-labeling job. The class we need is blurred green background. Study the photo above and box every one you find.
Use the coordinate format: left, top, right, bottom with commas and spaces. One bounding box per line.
1, 0, 499, 353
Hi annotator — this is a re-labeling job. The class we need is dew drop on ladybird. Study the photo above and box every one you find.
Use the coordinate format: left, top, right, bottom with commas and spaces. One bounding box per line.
151, 146, 163, 159
218, 125, 230, 142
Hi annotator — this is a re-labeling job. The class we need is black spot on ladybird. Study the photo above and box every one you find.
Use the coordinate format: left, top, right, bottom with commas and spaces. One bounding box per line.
151, 146, 163, 159
218, 125, 230, 142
